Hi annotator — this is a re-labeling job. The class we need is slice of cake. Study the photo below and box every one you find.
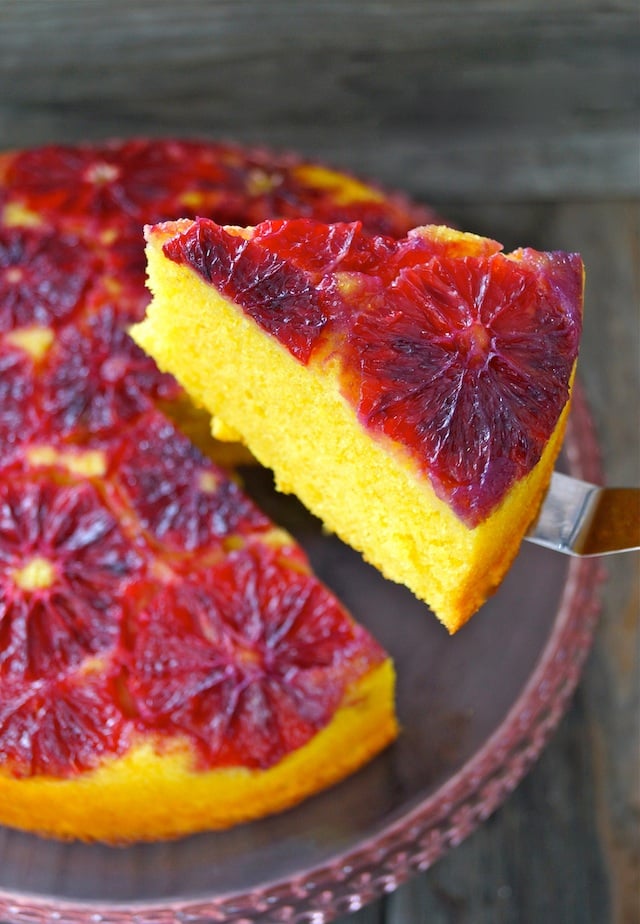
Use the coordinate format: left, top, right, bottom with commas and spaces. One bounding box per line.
132, 218, 583, 633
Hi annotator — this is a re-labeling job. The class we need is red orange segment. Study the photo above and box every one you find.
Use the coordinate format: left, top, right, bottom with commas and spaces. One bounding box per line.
163, 219, 329, 364
41, 305, 181, 440
0, 474, 146, 680
2, 140, 216, 227
0, 671, 131, 778
349, 251, 582, 523
0, 227, 95, 332
127, 546, 386, 769
91, 228, 150, 321
0, 344, 38, 469
116, 412, 271, 553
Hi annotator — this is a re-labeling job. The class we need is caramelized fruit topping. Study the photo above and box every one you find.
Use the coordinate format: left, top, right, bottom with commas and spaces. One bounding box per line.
0, 226, 94, 332
127, 545, 385, 769
0, 140, 419, 779
116, 413, 271, 553
164, 218, 582, 525
0, 474, 145, 680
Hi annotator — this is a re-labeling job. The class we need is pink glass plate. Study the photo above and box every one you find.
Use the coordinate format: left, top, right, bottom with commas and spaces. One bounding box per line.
0, 384, 603, 924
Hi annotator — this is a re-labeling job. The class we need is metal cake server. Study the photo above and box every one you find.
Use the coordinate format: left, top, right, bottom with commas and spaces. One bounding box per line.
527, 471, 640, 556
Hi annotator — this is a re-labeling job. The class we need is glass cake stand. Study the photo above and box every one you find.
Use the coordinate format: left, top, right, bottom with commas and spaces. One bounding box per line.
0, 384, 603, 924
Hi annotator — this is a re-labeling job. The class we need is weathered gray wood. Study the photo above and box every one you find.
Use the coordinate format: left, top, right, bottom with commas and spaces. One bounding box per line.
560, 201, 640, 924
336, 905, 386, 924
0, 0, 638, 199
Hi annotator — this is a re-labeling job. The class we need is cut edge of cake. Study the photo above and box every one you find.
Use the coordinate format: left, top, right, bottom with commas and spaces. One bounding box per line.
0, 659, 396, 843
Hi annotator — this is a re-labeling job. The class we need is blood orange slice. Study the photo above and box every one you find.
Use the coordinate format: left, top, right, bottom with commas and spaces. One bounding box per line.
115, 412, 271, 554
41, 304, 181, 440
347, 247, 582, 524
0, 342, 38, 468
0, 670, 131, 779
0, 226, 95, 332
134, 219, 583, 632
0, 139, 421, 842
0, 472, 145, 680
127, 545, 388, 770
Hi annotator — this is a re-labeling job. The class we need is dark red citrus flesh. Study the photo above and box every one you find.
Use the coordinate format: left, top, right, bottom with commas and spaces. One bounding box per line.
0, 140, 417, 779
0, 344, 37, 467
0, 671, 131, 778
41, 305, 181, 440
0, 474, 145, 680
349, 250, 582, 523
0, 227, 95, 333
116, 412, 271, 554
163, 219, 331, 363
165, 219, 582, 526
126, 545, 385, 769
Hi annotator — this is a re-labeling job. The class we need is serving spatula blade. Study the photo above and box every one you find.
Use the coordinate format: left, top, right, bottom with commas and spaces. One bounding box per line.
527, 471, 640, 556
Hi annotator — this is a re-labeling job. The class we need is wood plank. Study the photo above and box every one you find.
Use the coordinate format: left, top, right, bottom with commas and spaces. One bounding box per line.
336, 904, 386, 924
0, 1, 638, 198
557, 201, 640, 924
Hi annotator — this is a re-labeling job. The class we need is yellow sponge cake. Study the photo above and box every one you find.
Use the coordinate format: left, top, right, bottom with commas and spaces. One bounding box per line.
132, 218, 583, 632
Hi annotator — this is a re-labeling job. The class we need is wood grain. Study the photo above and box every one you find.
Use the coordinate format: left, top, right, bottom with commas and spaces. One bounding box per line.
0, 1, 638, 199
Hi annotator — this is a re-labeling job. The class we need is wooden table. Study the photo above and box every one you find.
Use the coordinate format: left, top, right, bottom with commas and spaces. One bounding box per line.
1, 3, 638, 922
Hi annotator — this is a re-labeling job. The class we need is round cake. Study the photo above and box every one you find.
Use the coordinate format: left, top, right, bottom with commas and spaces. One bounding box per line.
0, 139, 433, 842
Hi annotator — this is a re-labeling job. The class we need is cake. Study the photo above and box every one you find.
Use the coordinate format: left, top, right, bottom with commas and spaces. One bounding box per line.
0, 440, 396, 841
0, 139, 433, 841
132, 218, 583, 633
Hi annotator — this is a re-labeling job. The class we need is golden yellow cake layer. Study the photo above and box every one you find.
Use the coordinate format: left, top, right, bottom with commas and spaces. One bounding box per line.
0, 661, 395, 843
132, 223, 577, 633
